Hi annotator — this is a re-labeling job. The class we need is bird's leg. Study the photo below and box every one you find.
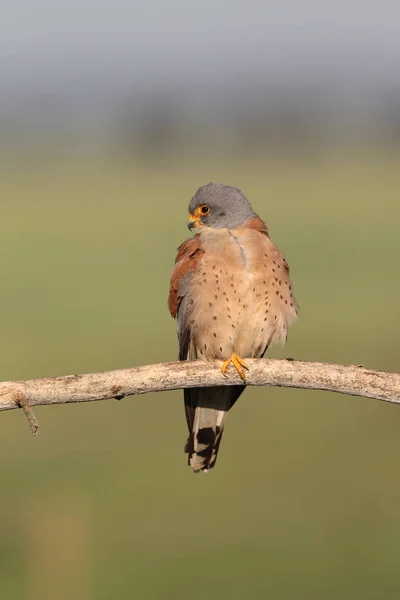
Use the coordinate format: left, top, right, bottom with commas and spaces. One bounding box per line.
221, 354, 248, 382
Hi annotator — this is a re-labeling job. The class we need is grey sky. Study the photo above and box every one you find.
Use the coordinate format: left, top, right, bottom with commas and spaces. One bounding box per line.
2, 0, 400, 91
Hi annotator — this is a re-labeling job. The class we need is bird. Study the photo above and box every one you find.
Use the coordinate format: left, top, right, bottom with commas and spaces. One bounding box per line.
168, 183, 298, 472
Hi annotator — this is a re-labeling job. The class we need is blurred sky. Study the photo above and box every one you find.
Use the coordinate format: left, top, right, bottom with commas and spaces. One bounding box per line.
2, 0, 400, 95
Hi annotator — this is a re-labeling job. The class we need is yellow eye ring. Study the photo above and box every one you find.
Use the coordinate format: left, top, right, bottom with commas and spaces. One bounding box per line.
199, 205, 210, 215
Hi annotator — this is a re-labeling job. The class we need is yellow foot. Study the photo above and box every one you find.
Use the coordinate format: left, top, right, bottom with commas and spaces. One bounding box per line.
221, 353, 248, 382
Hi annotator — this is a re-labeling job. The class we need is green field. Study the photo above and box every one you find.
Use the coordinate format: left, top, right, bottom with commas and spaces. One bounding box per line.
1, 156, 399, 599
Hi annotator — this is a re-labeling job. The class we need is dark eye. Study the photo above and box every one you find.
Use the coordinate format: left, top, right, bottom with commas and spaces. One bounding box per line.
200, 205, 210, 215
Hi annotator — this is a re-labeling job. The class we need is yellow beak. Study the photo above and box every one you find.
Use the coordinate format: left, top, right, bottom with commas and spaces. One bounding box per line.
187, 213, 201, 230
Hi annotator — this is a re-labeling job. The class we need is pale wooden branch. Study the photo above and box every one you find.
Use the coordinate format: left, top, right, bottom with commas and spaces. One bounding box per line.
12, 390, 40, 435
0, 360, 399, 429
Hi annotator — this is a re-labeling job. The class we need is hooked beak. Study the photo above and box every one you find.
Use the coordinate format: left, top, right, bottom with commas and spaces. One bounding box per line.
187, 213, 201, 230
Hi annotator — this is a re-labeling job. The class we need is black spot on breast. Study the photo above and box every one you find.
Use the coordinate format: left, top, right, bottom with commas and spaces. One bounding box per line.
213, 332, 217, 338
208, 302, 212, 307
213, 316, 217, 321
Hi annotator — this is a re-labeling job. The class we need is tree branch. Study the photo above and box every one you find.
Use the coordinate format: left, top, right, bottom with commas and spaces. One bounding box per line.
0, 360, 399, 427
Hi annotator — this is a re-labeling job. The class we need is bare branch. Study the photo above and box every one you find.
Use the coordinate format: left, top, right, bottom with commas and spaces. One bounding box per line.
0, 360, 399, 419
12, 390, 40, 435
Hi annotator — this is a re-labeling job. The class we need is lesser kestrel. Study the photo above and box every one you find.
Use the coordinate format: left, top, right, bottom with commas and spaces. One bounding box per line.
169, 183, 298, 472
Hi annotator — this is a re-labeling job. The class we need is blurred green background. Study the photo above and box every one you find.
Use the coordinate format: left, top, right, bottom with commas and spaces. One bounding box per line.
0, 156, 399, 599
3, 1, 400, 597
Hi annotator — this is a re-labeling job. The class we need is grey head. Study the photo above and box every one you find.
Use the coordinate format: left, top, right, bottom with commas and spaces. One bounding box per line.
188, 182, 256, 230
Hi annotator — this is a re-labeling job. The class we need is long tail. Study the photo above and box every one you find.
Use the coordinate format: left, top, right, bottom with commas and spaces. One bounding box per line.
184, 385, 244, 472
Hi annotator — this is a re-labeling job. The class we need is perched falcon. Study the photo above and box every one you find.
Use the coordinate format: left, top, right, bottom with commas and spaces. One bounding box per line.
169, 183, 298, 472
